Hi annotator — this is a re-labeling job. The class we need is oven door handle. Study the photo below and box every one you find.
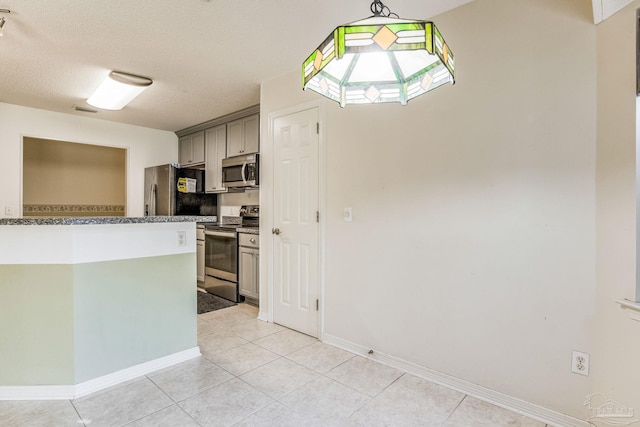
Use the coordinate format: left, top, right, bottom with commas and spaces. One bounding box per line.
205, 230, 237, 238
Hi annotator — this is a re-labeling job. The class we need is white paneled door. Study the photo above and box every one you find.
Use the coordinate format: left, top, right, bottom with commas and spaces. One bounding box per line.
272, 107, 319, 337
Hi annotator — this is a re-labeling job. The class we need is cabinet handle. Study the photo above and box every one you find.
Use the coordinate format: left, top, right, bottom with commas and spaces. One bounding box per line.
250, 238, 256, 243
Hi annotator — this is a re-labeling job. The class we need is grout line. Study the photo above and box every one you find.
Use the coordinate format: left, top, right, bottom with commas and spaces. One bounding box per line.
199, 352, 246, 378
118, 401, 175, 426
275, 372, 373, 422
443, 394, 467, 424
322, 351, 356, 373
274, 389, 311, 422
69, 400, 88, 427
371, 371, 405, 398
281, 354, 325, 375
321, 366, 399, 401
176, 403, 203, 427
145, 375, 177, 404
317, 370, 374, 399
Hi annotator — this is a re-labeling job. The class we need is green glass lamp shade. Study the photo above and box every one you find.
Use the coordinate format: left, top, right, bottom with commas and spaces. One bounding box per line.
302, 16, 455, 106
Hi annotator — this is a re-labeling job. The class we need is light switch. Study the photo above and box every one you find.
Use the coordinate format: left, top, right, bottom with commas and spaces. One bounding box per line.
343, 207, 352, 222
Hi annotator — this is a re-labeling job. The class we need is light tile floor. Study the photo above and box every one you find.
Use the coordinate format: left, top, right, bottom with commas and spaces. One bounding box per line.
1, 303, 549, 426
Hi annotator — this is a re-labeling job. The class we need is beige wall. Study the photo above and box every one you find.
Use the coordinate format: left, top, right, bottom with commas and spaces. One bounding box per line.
593, 0, 640, 417
23, 137, 126, 214
261, 0, 597, 419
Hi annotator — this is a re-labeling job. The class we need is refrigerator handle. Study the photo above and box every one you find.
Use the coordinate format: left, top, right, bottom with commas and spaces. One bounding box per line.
150, 184, 157, 216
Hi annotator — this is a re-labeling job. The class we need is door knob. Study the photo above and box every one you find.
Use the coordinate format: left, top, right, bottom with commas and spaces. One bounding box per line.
272, 228, 281, 235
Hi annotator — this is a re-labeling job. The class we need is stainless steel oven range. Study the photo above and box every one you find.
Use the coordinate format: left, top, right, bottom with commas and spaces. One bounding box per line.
203, 204, 259, 303
204, 227, 238, 302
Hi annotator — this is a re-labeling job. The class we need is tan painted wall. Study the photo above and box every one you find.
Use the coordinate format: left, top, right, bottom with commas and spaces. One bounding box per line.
23, 137, 126, 208
261, 0, 597, 419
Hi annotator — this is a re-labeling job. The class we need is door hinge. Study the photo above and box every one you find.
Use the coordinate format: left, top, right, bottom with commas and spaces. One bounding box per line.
316, 299, 319, 311
316, 122, 319, 134
316, 211, 319, 223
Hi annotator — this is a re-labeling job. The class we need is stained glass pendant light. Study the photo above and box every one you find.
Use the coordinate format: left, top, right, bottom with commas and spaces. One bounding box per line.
302, 0, 455, 106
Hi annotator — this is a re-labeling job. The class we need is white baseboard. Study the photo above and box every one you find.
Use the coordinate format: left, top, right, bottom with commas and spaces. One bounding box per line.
257, 310, 269, 322
0, 385, 75, 400
0, 346, 201, 401
73, 346, 201, 399
321, 333, 588, 427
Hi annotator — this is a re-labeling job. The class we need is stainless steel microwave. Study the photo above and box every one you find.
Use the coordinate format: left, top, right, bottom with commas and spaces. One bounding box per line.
222, 153, 259, 188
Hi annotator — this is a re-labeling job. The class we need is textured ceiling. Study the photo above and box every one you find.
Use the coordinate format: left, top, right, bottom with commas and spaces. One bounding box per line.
0, 0, 473, 132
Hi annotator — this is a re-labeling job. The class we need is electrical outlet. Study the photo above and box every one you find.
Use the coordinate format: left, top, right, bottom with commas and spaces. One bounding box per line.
343, 207, 352, 222
571, 350, 590, 376
177, 231, 186, 247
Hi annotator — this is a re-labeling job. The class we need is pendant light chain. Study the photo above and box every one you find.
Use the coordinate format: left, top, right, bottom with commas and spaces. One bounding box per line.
370, 0, 399, 18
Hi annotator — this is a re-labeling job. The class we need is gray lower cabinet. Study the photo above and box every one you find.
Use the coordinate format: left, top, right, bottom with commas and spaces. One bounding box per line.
197, 226, 205, 283
239, 233, 259, 300
197, 240, 205, 282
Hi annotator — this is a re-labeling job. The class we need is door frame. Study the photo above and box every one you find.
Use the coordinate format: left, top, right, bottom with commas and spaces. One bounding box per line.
260, 100, 326, 339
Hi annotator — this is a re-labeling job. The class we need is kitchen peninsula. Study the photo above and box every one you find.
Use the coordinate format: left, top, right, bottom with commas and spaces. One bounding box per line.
0, 215, 215, 400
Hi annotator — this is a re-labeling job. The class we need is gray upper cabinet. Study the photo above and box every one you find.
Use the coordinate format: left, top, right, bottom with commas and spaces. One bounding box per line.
205, 125, 227, 193
178, 136, 191, 164
227, 114, 259, 157
178, 131, 205, 166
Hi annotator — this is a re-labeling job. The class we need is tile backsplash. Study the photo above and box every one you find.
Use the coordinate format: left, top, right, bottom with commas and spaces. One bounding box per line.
23, 204, 125, 217
219, 205, 242, 217
219, 189, 258, 208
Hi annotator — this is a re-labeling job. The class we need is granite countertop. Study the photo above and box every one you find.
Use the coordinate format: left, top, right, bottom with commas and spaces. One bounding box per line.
0, 216, 218, 226
237, 227, 259, 235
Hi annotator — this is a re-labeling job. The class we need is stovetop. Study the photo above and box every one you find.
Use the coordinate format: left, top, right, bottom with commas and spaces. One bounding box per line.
204, 222, 258, 231
202, 205, 259, 231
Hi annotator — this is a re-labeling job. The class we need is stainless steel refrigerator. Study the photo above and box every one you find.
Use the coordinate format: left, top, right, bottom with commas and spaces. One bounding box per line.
144, 164, 216, 216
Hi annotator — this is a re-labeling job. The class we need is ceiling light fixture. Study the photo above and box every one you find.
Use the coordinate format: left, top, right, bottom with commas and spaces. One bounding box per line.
86, 71, 153, 110
302, 0, 455, 106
